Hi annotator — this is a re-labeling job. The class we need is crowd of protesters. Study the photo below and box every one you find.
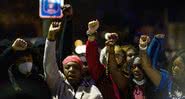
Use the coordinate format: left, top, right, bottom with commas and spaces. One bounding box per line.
0, 3, 185, 99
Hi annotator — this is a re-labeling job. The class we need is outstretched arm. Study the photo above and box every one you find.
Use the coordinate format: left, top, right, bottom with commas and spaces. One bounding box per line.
58, 4, 73, 60
106, 33, 128, 92
139, 35, 162, 87
43, 22, 62, 89
86, 20, 105, 81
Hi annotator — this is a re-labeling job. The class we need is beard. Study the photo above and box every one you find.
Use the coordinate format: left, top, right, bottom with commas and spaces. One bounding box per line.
67, 78, 81, 90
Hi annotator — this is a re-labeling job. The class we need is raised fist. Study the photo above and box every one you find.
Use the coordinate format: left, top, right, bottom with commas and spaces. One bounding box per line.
48, 22, 61, 34
104, 32, 118, 46
105, 33, 118, 41
62, 4, 73, 17
105, 40, 115, 47
12, 38, 27, 51
87, 20, 99, 34
47, 22, 61, 41
139, 35, 150, 48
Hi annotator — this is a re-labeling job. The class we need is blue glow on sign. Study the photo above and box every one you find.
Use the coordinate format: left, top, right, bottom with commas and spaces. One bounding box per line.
39, 0, 64, 18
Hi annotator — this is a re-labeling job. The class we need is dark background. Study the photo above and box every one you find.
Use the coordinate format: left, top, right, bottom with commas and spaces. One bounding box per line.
0, 0, 185, 44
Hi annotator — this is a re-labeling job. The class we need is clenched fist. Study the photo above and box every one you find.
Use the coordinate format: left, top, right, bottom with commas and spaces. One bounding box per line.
105, 33, 118, 41
62, 4, 73, 17
12, 38, 27, 51
48, 22, 61, 34
105, 33, 118, 46
139, 35, 150, 49
87, 20, 99, 34
47, 22, 61, 41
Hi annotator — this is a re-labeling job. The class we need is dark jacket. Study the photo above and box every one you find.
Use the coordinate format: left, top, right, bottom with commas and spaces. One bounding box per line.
0, 47, 16, 99
0, 47, 51, 99
8, 65, 51, 99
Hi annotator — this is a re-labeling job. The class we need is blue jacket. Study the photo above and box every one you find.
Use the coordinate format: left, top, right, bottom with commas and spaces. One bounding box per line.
146, 36, 172, 99
147, 36, 165, 69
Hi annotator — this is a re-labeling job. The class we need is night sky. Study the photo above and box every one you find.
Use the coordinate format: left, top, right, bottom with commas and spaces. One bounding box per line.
0, 0, 185, 40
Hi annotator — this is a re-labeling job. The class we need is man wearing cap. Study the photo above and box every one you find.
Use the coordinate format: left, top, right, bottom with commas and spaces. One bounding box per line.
43, 21, 103, 99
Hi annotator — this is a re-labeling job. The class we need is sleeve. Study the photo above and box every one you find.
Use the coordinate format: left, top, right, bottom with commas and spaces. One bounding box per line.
147, 36, 165, 69
43, 39, 62, 89
0, 47, 16, 66
57, 17, 73, 61
89, 85, 103, 99
86, 40, 105, 81
155, 69, 172, 91
99, 47, 107, 65
0, 47, 17, 78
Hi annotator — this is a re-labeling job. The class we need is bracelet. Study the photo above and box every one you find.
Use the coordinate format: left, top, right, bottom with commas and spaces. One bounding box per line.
86, 30, 97, 36
87, 33, 96, 37
139, 44, 147, 51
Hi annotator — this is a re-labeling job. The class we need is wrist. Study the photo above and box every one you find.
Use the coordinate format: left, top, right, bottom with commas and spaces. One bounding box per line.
87, 31, 96, 42
47, 32, 56, 41
139, 44, 147, 51
108, 46, 115, 54
11, 46, 17, 52
88, 35, 96, 42
87, 30, 97, 35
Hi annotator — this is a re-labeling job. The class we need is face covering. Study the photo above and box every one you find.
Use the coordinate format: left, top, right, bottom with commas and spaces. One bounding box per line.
18, 62, 33, 75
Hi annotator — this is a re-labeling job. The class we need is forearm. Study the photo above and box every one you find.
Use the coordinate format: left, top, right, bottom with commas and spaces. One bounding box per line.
86, 20, 104, 81
44, 23, 60, 75
47, 31, 56, 41
86, 40, 104, 81
108, 46, 128, 90
140, 50, 161, 87
60, 18, 73, 59
43, 39, 60, 88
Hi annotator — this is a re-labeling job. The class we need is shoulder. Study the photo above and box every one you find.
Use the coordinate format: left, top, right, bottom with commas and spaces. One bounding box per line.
86, 85, 103, 99
79, 79, 103, 98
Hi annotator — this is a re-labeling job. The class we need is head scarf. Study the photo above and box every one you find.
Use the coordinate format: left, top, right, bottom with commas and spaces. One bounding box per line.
62, 55, 83, 70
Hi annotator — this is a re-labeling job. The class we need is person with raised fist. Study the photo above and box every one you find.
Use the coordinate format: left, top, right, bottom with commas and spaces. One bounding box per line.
138, 34, 171, 99
86, 20, 129, 99
139, 34, 185, 98
43, 21, 103, 99
0, 38, 50, 99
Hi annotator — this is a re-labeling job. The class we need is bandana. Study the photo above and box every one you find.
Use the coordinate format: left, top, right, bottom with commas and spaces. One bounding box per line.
62, 55, 83, 70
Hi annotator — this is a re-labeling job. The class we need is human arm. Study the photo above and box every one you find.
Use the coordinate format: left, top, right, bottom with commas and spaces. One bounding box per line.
58, 4, 73, 60
147, 34, 165, 69
85, 20, 105, 81
0, 38, 28, 74
106, 33, 128, 92
139, 35, 162, 87
43, 22, 62, 89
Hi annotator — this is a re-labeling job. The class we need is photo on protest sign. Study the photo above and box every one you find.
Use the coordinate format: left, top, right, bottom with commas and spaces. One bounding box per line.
39, 0, 64, 18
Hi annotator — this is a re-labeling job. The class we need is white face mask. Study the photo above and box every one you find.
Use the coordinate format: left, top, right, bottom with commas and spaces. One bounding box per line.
18, 62, 33, 75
